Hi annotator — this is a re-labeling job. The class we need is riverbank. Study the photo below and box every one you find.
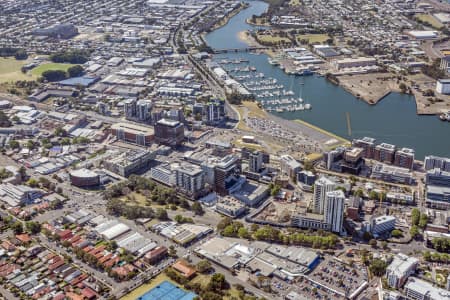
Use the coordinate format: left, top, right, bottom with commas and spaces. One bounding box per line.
210, 3, 248, 32
237, 31, 260, 47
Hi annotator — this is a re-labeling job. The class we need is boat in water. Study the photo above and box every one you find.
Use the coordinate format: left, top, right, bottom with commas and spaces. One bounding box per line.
439, 111, 450, 121
268, 58, 280, 66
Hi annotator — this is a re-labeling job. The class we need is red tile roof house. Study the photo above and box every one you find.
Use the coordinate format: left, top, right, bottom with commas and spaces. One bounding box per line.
15, 233, 32, 244
81, 287, 97, 300
57, 229, 73, 241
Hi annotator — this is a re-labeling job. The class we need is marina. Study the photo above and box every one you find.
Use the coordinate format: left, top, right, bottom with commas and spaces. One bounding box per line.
205, 0, 450, 159
216, 57, 313, 113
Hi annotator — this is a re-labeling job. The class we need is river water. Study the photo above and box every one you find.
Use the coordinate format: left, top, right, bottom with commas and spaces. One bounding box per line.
205, 1, 450, 159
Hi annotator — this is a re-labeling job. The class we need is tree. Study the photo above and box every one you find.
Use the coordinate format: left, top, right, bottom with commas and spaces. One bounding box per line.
41, 70, 67, 82
50, 50, 89, 64
26, 221, 41, 234
217, 217, 233, 231
196, 260, 212, 274
391, 229, 403, 238
26, 140, 36, 150
191, 202, 204, 215
155, 208, 168, 220
26, 178, 39, 187
18, 166, 27, 180
168, 245, 177, 258
207, 273, 228, 292
11, 222, 23, 234
0, 111, 11, 127
174, 214, 184, 223
419, 213, 428, 229
8, 140, 20, 149
368, 190, 379, 200
410, 225, 420, 238
14, 49, 28, 60
369, 259, 387, 276
54, 126, 67, 137
67, 65, 84, 77
411, 208, 420, 226
399, 83, 407, 93
354, 188, 364, 197
238, 227, 250, 239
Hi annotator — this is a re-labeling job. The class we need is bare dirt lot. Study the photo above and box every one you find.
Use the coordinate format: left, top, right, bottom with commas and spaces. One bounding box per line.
338, 73, 401, 105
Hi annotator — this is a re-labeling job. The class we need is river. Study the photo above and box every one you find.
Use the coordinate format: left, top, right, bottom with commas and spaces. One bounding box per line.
204, 0, 450, 159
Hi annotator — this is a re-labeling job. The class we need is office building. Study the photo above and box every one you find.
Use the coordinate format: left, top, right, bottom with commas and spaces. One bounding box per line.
280, 155, 301, 178
232, 182, 269, 207
150, 163, 175, 187
297, 170, 315, 191
341, 147, 365, 174
353, 137, 376, 159
370, 215, 396, 236
136, 100, 152, 122
192, 102, 204, 118
204, 99, 225, 124
374, 143, 396, 164
313, 177, 335, 214
426, 168, 450, 187
69, 169, 100, 187
404, 277, 450, 300
174, 163, 205, 196
394, 148, 415, 170
215, 196, 246, 218
109, 122, 154, 146
324, 147, 344, 170
426, 185, 450, 209
386, 254, 419, 288
154, 118, 184, 147
291, 213, 330, 231
103, 150, 155, 177
424, 155, 450, 172
371, 163, 413, 185
324, 190, 345, 233
165, 108, 185, 123
214, 155, 240, 196
249, 151, 263, 173
123, 99, 137, 120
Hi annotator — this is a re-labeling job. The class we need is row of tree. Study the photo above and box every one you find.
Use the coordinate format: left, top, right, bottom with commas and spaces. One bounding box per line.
50, 49, 90, 64
217, 217, 338, 249
41, 65, 84, 82
0, 47, 27, 60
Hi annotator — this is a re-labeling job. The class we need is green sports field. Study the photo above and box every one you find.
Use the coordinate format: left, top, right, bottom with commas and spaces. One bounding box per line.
30, 62, 77, 77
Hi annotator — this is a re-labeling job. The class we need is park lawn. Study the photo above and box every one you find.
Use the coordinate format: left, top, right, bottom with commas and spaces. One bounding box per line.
242, 101, 268, 119
296, 34, 330, 44
190, 274, 210, 289
120, 273, 179, 300
225, 288, 243, 300
119, 192, 174, 210
30, 62, 77, 77
0, 57, 36, 83
256, 33, 291, 44
415, 14, 443, 29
